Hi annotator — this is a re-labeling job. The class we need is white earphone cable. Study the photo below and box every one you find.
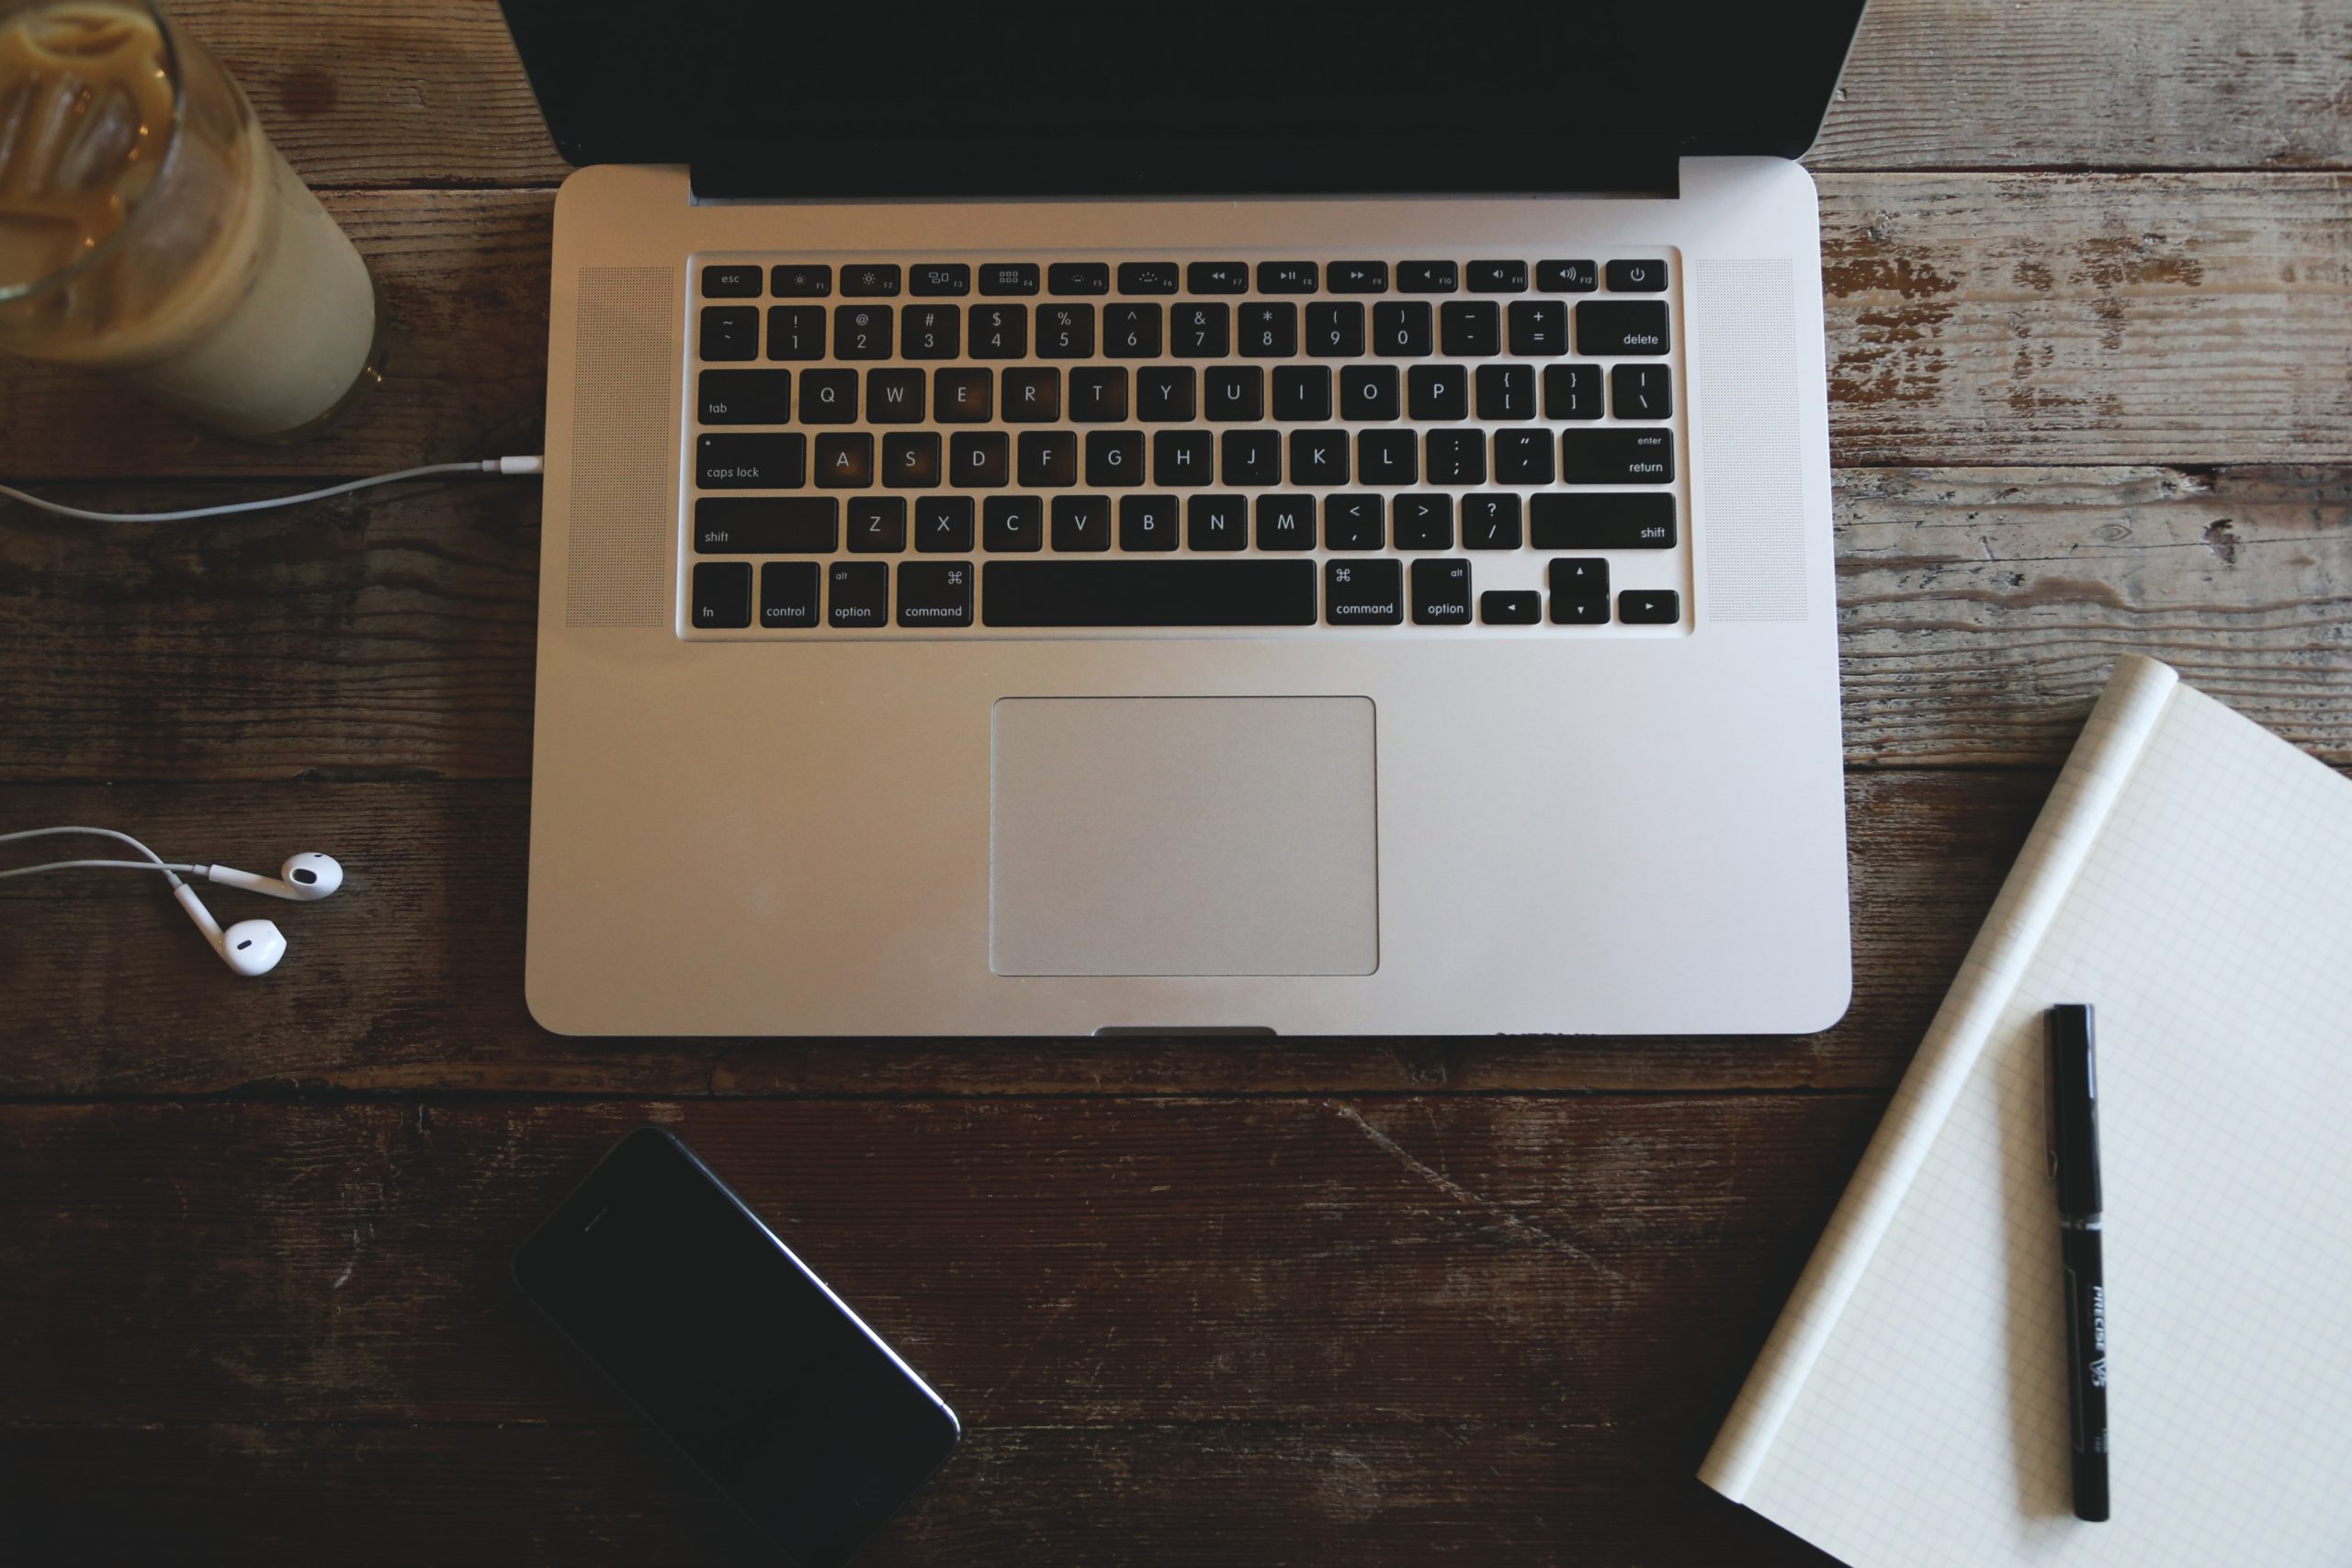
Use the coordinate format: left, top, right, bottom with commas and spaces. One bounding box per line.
0, 857, 204, 881
0, 456, 542, 524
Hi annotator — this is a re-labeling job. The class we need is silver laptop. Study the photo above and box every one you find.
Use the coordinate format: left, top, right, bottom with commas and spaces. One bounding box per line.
501, 2, 1866, 1037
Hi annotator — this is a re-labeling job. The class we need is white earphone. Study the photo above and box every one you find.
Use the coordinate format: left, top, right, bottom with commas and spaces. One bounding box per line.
0, 828, 343, 976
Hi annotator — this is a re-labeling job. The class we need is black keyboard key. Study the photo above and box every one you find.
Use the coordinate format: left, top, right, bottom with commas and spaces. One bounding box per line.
1548, 558, 1610, 625
693, 560, 752, 628
1481, 589, 1540, 625
1562, 429, 1675, 485
700, 305, 758, 361
884, 432, 941, 488
1186, 261, 1250, 295
1543, 363, 1604, 420
1051, 495, 1111, 551
765, 305, 826, 360
1536, 259, 1597, 293
1222, 429, 1281, 486
1017, 430, 1079, 488
899, 561, 975, 626
1424, 429, 1487, 485
1324, 558, 1403, 626
1136, 367, 1196, 422
702, 265, 762, 299
1105, 302, 1164, 357
1467, 260, 1528, 294
848, 496, 907, 553
1576, 299, 1670, 356
797, 367, 857, 423
916, 496, 975, 552
697, 433, 806, 490
1323, 492, 1382, 551
1619, 588, 1680, 625
968, 303, 1028, 358
1440, 300, 1500, 357
1476, 364, 1537, 421
1187, 494, 1249, 551
1038, 303, 1096, 357
814, 433, 874, 489
1070, 367, 1128, 423
1115, 261, 1180, 295
1531, 492, 1678, 549
1411, 558, 1474, 624
1398, 261, 1459, 294
934, 367, 993, 423
901, 304, 960, 359
1256, 495, 1317, 551
1374, 301, 1432, 357
1290, 429, 1350, 485
828, 561, 888, 627
1340, 365, 1400, 422
1047, 262, 1110, 295
1172, 302, 1230, 358
771, 264, 832, 298
982, 559, 1317, 626
841, 265, 902, 298
760, 561, 820, 627
834, 304, 893, 359
1204, 367, 1263, 421
1154, 430, 1215, 487
1329, 261, 1389, 293
1306, 301, 1364, 358
1407, 365, 1468, 422
1605, 259, 1668, 292
1001, 367, 1060, 422
1507, 300, 1568, 357
984, 495, 1043, 552
979, 263, 1040, 296
1357, 429, 1418, 485
1086, 430, 1146, 487
1392, 492, 1451, 550
1258, 261, 1318, 294
1492, 427, 1555, 484
1119, 494, 1179, 550
698, 369, 790, 424
695, 496, 835, 553
1462, 493, 1522, 550
951, 431, 1011, 488
1273, 366, 1332, 422
910, 263, 970, 297
1239, 302, 1298, 357
1611, 364, 1673, 419
866, 368, 926, 423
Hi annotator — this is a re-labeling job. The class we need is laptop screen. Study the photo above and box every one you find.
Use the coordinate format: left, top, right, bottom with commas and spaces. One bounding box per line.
501, 2, 1868, 196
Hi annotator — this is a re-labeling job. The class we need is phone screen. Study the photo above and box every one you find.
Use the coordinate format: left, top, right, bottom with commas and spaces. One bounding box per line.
514, 1129, 959, 1565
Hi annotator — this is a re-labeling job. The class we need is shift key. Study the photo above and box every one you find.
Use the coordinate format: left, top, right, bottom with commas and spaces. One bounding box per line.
696, 433, 807, 489
695, 497, 837, 554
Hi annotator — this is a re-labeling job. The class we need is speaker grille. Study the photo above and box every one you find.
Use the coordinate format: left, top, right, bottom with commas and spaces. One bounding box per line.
565, 266, 676, 627
1693, 259, 1810, 623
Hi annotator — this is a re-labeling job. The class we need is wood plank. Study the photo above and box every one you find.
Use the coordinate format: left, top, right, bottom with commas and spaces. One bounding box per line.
2, 467, 2342, 784
0, 1422, 1837, 1566
1, 175, 2342, 481
0, 771, 2033, 1097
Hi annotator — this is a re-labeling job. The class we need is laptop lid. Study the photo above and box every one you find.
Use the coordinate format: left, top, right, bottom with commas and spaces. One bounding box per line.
499, 2, 1866, 199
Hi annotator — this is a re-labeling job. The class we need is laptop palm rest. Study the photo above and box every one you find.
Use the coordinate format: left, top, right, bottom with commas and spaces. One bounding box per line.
989, 696, 1379, 978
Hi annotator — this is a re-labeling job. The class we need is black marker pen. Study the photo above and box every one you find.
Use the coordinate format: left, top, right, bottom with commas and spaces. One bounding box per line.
2046, 1003, 2109, 1522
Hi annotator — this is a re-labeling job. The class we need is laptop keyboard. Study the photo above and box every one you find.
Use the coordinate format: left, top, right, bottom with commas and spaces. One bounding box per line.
682, 251, 1683, 637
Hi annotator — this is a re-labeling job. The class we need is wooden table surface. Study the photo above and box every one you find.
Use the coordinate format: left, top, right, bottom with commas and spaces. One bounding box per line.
4, 3, 2348, 1561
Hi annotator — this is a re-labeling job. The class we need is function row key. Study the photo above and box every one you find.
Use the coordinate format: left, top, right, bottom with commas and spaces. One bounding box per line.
701, 264, 763, 299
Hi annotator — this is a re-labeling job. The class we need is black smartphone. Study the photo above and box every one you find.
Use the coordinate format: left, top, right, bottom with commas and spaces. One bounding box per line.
514, 1127, 960, 1564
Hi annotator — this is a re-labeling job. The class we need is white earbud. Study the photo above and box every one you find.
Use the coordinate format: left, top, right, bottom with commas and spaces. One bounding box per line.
171, 879, 287, 976
199, 852, 344, 901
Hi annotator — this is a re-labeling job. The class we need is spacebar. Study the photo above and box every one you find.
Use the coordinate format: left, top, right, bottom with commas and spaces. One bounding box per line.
982, 560, 1318, 627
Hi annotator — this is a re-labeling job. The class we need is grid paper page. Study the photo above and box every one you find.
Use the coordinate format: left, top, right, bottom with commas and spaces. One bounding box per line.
1736, 676, 2352, 1566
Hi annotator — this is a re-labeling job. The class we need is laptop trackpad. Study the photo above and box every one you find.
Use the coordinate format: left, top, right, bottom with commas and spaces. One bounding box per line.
990, 696, 1378, 977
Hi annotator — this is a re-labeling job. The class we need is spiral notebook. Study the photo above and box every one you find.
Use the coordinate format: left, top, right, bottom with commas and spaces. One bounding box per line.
1702, 656, 2352, 1566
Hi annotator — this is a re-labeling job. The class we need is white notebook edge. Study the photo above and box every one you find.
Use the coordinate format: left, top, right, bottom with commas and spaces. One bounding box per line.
1699, 654, 2181, 1503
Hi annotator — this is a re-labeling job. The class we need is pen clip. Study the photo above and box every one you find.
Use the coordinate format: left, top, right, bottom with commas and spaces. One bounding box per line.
2042, 1009, 2062, 1182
